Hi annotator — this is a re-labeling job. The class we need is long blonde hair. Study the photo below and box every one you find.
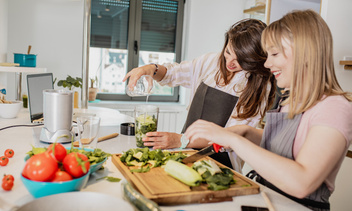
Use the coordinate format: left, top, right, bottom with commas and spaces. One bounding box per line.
262, 10, 352, 118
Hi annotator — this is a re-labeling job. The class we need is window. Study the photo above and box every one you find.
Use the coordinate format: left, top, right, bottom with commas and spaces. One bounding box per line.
89, 0, 184, 102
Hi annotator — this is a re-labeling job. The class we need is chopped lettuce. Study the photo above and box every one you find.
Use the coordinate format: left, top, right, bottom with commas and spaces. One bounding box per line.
135, 114, 157, 147
120, 147, 187, 173
192, 160, 235, 191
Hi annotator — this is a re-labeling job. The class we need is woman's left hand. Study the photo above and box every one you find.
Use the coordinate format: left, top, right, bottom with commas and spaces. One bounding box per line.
143, 132, 182, 149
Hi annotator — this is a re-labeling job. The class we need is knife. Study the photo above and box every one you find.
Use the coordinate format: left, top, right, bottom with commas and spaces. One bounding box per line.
182, 143, 224, 163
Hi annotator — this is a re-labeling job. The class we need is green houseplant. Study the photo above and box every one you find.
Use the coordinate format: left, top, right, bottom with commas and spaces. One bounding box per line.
89, 76, 98, 101
57, 76, 82, 91
57, 76, 82, 108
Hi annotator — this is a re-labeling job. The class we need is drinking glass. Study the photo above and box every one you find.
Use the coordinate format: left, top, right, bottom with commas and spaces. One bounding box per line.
76, 116, 101, 149
134, 105, 159, 147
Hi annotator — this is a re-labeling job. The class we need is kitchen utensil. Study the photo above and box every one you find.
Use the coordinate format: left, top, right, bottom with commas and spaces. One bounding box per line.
72, 132, 119, 147
182, 143, 224, 163
261, 191, 276, 211
27, 45, 32, 54
112, 152, 260, 205
39, 89, 73, 143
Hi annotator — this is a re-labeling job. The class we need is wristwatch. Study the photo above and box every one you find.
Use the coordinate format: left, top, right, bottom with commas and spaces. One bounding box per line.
179, 134, 190, 149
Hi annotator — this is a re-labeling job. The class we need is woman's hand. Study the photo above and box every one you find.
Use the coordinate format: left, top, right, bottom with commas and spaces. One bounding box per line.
122, 64, 156, 90
185, 120, 236, 148
142, 132, 182, 149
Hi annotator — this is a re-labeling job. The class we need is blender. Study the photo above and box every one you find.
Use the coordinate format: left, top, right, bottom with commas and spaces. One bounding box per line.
39, 89, 73, 143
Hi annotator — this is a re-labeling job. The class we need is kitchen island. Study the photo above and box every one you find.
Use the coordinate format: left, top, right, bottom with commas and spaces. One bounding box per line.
0, 107, 310, 211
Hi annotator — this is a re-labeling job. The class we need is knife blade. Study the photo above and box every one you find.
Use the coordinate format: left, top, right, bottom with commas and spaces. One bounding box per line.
182, 143, 223, 163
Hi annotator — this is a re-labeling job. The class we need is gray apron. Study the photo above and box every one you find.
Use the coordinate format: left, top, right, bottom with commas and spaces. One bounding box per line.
247, 108, 331, 211
182, 82, 239, 168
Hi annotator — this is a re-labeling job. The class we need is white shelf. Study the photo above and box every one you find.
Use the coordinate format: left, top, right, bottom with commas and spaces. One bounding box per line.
0, 66, 48, 101
0, 66, 47, 73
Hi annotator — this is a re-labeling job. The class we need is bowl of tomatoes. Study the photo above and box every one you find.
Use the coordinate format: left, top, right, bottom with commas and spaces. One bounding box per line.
21, 143, 91, 198
25, 146, 109, 174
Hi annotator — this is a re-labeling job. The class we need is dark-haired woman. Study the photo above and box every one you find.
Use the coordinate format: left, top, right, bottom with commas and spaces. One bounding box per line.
123, 19, 276, 171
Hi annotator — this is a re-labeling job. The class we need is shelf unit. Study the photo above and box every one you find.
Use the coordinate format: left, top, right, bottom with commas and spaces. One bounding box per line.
243, 5, 266, 14
0, 66, 47, 100
339, 60, 352, 70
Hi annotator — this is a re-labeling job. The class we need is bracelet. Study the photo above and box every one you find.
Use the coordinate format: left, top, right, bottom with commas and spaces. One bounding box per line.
179, 134, 190, 149
151, 63, 158, 75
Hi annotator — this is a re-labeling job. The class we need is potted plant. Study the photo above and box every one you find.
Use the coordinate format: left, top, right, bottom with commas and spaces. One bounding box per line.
57, 76, 82, 108
89, 76, 98, 101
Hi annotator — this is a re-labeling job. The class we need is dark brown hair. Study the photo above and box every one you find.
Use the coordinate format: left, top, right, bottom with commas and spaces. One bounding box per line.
216, 19, 276, 120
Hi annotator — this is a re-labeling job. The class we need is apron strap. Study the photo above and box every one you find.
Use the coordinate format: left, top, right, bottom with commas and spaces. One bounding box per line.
246, 170, 330, 210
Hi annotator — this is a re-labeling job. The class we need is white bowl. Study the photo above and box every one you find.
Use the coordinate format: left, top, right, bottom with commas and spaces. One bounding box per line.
0, 101, 22, 118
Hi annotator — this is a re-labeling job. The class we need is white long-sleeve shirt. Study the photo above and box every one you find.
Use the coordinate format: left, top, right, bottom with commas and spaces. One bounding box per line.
159, 52, 271, 172
160, 52, 268, 128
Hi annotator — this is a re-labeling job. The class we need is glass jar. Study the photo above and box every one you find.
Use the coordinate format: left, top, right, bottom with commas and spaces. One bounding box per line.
134, 105, 159, 147
126, 75, 154, 97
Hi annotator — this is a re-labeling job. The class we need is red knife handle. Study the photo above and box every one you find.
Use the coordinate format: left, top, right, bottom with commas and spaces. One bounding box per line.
213, 143, 223, 153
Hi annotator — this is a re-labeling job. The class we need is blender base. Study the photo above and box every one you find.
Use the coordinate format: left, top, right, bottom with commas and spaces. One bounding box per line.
39, 127, 72, 143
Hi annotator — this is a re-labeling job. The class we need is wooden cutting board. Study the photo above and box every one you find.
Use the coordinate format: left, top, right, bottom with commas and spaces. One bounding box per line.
112, 151, 260, 205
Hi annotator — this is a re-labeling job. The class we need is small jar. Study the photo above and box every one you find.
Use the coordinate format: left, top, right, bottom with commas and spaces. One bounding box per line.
22, 93, 28, 108
134, 105, 159, 147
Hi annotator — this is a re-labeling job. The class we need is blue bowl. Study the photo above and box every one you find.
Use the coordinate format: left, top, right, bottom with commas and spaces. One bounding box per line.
21, 173, 89, 198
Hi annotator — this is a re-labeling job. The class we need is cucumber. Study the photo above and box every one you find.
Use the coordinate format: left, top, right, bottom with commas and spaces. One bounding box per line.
122, 180, 161, 211
164, 160, 202, 187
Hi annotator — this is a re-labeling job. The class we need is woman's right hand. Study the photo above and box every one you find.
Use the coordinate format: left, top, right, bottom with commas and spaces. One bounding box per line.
185, 120, 236, 148
122, 64, 156, 90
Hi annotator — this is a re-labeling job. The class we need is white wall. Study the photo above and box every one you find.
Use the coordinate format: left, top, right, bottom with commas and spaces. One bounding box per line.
5, 0, 84, 100
324, 0, 352, 93
0, 0, 8, 88
323, 1, 352, 210
182, 0, 245, 61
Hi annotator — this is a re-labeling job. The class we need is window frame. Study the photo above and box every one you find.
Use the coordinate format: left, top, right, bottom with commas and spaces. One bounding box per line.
92, 0, 184, 102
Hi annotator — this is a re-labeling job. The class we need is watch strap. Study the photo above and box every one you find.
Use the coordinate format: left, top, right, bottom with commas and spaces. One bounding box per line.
179, 134, 190, 149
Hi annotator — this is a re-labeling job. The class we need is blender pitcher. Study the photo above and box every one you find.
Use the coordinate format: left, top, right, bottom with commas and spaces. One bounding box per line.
134, 105, 159, 147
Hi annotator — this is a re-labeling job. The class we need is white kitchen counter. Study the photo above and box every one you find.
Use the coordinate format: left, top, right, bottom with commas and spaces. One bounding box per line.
0, 107, 310, 211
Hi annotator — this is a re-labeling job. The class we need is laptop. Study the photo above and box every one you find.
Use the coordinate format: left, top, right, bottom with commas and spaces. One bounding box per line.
27, 73, 54, 123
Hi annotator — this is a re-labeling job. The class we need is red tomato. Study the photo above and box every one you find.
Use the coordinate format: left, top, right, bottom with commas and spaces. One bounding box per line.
0, 156, 9, 166
47, 143, 67, 162
2, 174, 14, 182
4, 149, 14, 158
22, 152, 58, 181
51, 170, 73, 182
2, 180, 14, 191
63, 152, 90, 178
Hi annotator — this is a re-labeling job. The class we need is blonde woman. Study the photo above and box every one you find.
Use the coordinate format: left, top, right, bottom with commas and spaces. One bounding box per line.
185, 10, 352, 211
